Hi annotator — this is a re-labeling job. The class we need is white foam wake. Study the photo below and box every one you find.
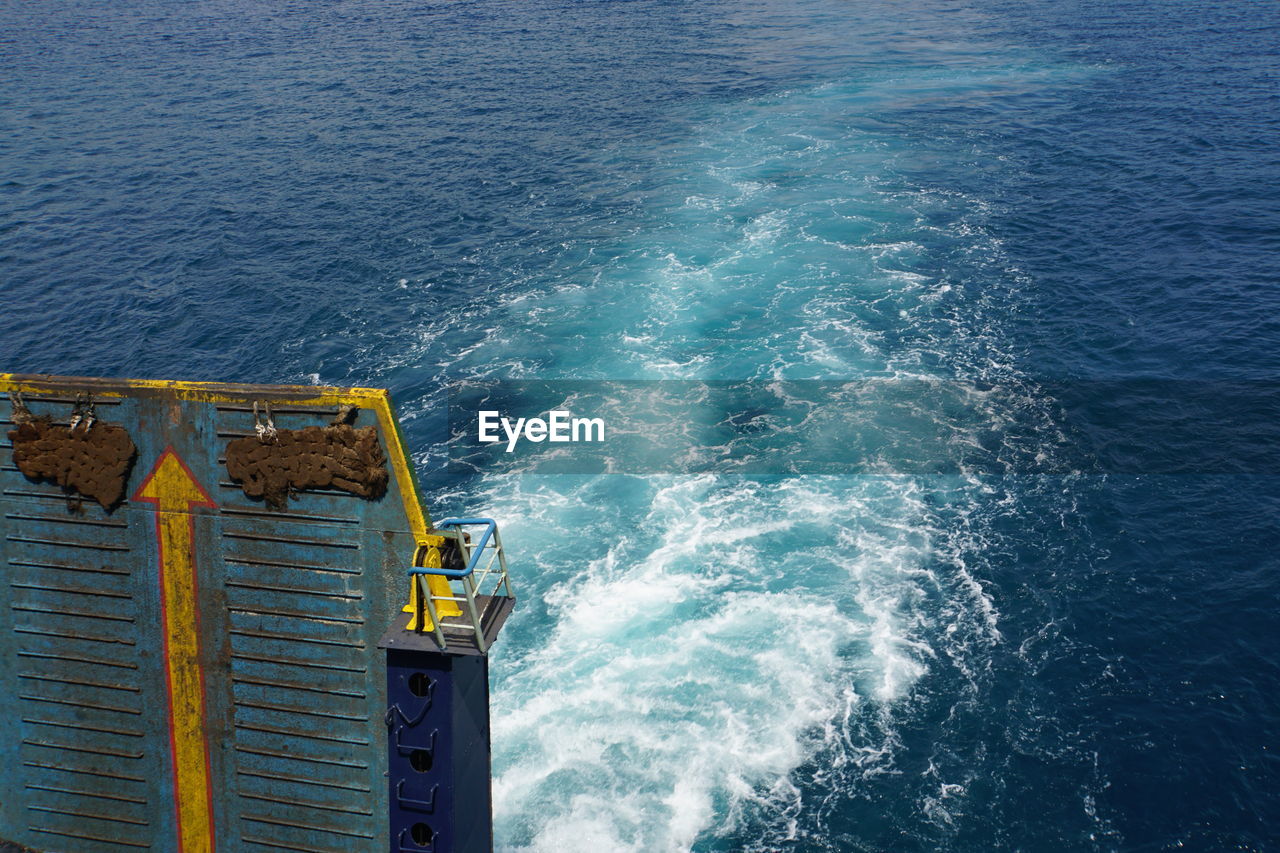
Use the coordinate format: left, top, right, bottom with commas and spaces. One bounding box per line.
406, 47, 1066, 850
443, 473, 955, 851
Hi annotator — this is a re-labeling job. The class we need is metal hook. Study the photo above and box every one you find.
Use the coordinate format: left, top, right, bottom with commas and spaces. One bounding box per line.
9, 391, 32, 425
79, 394, 96, 432
69, 392, 86, 432
332, 403, 358, 426
253, 401, 278, 443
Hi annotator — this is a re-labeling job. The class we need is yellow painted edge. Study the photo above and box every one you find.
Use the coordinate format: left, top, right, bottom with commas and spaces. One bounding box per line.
371, 391, 462, 619
0, 373, 386, 406
363, 389, 428, 536
0, 374, 419, 518
0, 375, 459, 614
4, 376, 467, 690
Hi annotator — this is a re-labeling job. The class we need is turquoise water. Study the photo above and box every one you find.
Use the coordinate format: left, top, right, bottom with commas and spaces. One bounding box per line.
3, 0, 1278, 849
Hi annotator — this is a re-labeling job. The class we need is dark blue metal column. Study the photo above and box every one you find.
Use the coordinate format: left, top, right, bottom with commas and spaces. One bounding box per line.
381, 516, 514, 853
384, 642, 495, 853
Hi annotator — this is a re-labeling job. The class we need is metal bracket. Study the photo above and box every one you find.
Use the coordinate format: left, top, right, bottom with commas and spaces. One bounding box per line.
393, 726, 438, 759
395, 779, 440, 813
384, 687, 433, 728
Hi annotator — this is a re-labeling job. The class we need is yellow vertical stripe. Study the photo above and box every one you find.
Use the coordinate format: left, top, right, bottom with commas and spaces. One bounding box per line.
136, 451, 216, 853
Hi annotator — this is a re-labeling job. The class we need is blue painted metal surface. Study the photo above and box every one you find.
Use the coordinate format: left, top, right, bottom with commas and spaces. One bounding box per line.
385, 650, 492, 853
0, 375, 443, 853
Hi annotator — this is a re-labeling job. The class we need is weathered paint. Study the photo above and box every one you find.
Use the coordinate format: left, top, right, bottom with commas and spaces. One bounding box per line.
0, 374, 451, 852
133, 449, 217, 853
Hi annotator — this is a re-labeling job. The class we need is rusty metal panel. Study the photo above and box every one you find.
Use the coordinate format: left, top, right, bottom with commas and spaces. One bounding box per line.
0, 375, 431, 853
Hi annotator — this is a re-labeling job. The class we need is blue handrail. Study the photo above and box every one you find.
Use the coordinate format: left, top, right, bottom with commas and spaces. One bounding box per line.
409, 518, 496, 579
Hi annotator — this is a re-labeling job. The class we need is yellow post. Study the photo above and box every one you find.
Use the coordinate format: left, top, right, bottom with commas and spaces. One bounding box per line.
404, 536, 462, 630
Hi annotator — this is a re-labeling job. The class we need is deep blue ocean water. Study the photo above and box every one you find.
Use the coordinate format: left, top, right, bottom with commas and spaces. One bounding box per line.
3, 0, 1279, 850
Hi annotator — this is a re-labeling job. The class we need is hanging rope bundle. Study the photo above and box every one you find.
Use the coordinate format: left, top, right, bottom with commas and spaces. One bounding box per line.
225, 404, 389, 508
7, 392, 137, 510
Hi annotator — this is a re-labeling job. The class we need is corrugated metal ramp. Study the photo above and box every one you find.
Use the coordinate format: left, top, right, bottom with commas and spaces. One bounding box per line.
0, 374, 435, 853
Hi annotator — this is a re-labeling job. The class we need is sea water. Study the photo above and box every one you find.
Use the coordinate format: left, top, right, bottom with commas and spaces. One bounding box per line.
2, 0, 1277, 849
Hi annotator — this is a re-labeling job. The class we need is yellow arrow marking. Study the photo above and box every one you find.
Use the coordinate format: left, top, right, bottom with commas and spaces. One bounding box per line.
134, 448, 216, 853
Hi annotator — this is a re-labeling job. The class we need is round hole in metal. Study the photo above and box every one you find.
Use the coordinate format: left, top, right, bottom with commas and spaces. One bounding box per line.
409, 672, 431, 697
411, 822, 433, 847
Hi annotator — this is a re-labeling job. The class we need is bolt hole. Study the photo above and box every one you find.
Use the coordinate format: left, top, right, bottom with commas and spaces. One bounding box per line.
408, 672, 431, 697
410, 748, 433, 772
411, 822, 433, 847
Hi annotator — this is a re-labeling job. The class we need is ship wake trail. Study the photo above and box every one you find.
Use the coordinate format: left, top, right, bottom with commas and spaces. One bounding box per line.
416, 58, 1068, 853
